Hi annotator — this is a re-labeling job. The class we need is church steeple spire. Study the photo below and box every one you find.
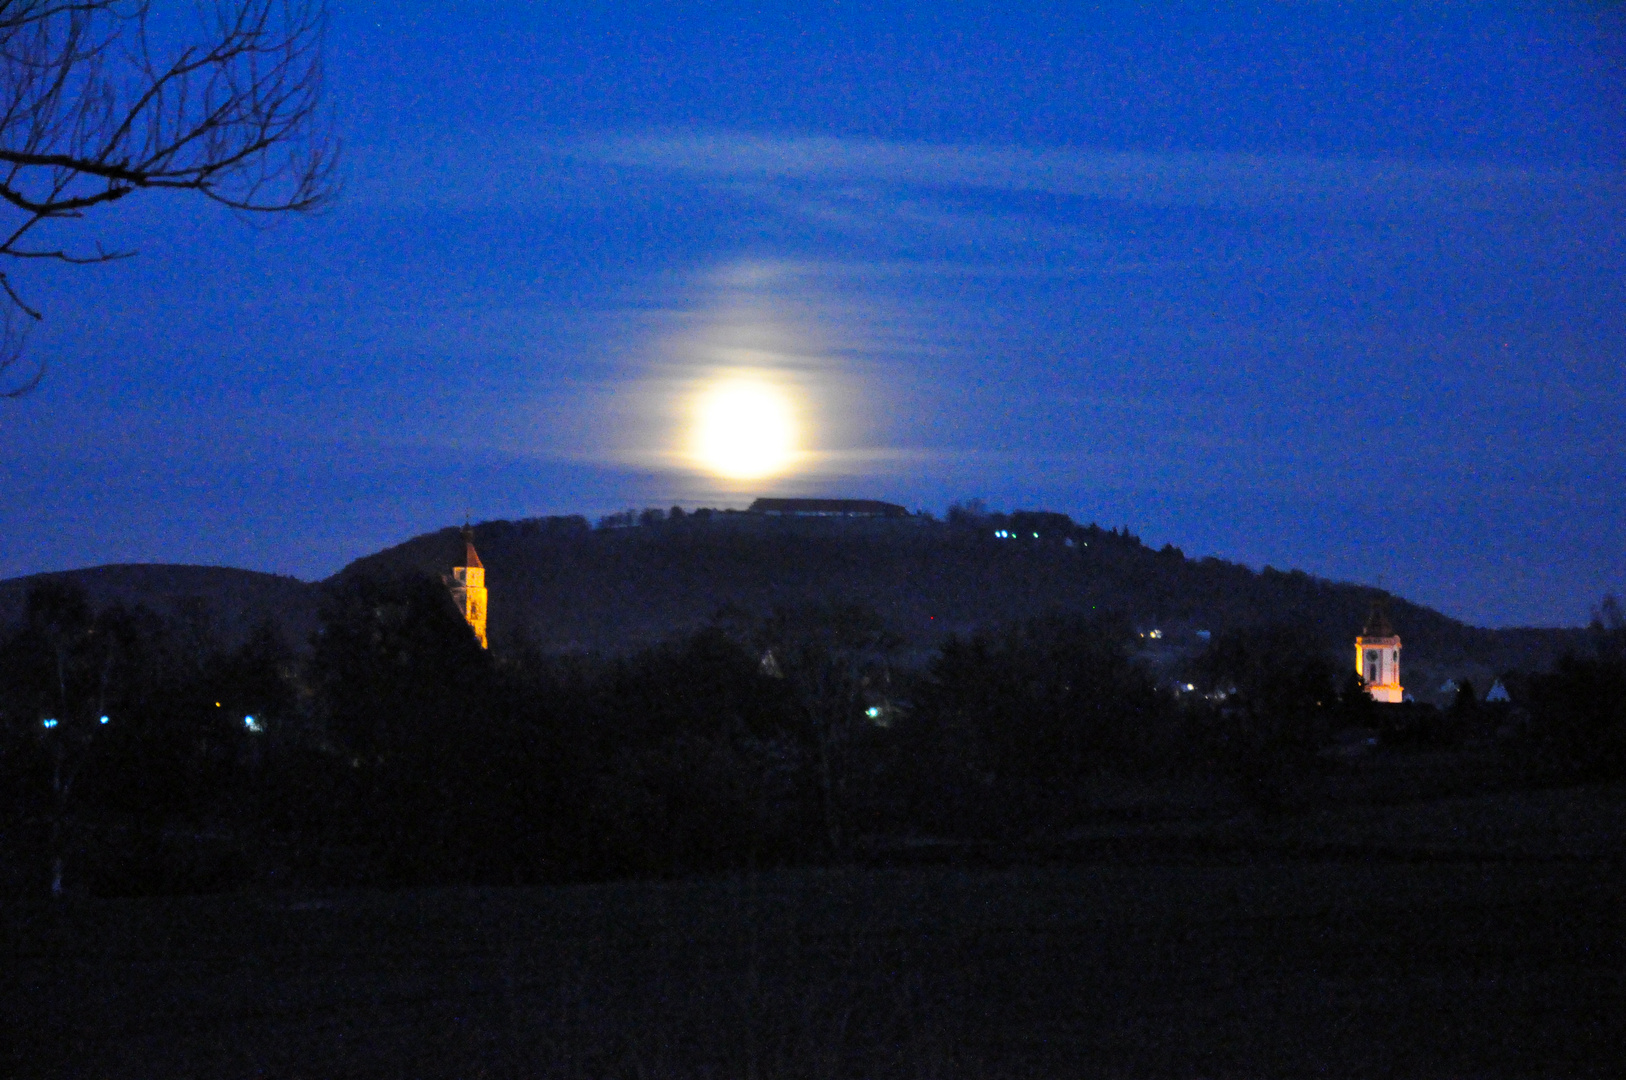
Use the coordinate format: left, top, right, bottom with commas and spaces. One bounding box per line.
447, 523, 488, 649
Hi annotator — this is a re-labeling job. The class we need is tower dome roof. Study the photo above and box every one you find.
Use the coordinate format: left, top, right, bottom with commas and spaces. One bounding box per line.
1361, 599, 1395, 638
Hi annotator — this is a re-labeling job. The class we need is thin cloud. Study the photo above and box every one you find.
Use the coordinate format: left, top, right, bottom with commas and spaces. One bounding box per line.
572, 131, 1624, 214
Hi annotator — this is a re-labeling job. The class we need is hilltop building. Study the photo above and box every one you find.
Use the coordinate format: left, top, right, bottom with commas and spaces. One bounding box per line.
749, 497, 908, 518
447, 526, 488, 649
1356, 601, 1403, 703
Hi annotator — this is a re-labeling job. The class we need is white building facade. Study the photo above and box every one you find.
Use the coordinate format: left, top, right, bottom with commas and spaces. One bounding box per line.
1355, 602, 1403, 704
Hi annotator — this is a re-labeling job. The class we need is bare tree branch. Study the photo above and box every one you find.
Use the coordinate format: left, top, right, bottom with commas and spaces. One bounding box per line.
0, 279, 43, 396
0, 0, 338, 394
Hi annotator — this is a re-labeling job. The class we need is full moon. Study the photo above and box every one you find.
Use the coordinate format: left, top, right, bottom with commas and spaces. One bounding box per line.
689, 375, 801, 480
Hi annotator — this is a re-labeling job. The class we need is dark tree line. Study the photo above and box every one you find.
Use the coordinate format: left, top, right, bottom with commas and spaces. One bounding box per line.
3, 577, 1623, 897
0, 580, 294, 894
1512, 595, 1626, 781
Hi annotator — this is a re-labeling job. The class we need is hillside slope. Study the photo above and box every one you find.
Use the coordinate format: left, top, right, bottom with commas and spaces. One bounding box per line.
336, 513, 1582, 696
0, 564, 321, 649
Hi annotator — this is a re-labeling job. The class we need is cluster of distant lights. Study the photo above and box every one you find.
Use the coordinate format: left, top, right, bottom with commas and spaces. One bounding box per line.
223, 701, 264, 732
42, 713, 262, 732
992, 530, 1083, 547
33, 629, 1215, 733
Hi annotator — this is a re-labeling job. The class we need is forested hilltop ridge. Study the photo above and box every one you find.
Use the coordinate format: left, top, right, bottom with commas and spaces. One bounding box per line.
339, 508, 1582, 696
0, 507, 1584, 695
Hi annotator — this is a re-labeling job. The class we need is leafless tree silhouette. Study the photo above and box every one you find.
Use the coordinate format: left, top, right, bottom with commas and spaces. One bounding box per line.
0, 0, 337, 395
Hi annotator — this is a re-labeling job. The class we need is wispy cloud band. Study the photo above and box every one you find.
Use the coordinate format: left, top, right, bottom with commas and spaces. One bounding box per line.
572, 131, 1624, 214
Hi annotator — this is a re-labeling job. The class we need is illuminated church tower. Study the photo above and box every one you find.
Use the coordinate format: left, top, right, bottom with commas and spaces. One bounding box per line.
1355, 600, 1402, 704
447, 525, 488, 649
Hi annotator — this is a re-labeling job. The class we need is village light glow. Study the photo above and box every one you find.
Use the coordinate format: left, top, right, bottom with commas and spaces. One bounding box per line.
689, 374, 800, 481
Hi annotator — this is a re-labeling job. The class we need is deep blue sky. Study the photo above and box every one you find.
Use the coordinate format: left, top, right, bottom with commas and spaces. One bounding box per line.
2, 2, 1622, 627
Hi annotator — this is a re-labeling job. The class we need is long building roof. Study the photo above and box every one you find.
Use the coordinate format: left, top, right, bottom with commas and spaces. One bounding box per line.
748, 497, 909, 518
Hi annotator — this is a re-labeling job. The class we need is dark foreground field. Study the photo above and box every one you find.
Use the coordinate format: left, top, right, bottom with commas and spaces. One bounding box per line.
6, 786, 1625, 1079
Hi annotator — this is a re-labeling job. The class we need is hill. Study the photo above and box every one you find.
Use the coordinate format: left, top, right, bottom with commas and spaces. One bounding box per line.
336, 510, 1583, 697
1, 514, 1583, 695
0, 564, 321, 649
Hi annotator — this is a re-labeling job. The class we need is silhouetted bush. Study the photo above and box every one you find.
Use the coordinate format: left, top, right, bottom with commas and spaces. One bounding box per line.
1185, 626, 1350, 816
892, 612, 1174, 836
1505, 597, 1626, 782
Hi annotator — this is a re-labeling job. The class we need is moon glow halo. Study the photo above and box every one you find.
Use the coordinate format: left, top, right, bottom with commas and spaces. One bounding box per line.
689, 375, 801, 481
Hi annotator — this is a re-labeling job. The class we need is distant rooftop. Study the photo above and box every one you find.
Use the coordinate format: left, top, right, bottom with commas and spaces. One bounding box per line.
749, 498, 909, 518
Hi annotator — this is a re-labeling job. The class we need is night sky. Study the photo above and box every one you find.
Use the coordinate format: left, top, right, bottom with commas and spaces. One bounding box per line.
2, 2, 1621, 628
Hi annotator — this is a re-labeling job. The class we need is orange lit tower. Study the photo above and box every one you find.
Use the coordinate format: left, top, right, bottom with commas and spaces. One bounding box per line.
447, 525, 488, 649
1355, 600, 1402, 704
